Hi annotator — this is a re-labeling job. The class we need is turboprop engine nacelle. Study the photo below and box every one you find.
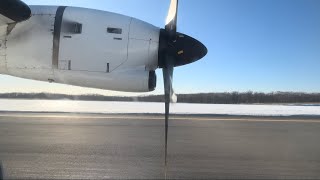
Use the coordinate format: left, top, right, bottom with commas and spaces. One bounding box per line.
0, 6, 159, 92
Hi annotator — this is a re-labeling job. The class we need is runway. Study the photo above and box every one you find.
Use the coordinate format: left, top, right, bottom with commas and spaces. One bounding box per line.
0, 113, 320, 179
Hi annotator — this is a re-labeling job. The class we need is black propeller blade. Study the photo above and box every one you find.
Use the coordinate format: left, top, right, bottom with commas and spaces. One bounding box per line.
162, 0, 179, 178
163, 54, 174, 178
165, 0, 178, 38
159, 0, 207, 178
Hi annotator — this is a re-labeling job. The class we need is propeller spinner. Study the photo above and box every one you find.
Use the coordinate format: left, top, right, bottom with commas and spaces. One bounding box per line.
158, 0, 207, 178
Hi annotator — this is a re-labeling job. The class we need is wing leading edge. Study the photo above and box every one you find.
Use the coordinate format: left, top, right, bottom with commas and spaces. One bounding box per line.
0, 0, 31, 26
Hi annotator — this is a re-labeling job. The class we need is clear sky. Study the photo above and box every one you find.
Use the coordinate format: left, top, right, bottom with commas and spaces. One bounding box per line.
1, 0, 320, 96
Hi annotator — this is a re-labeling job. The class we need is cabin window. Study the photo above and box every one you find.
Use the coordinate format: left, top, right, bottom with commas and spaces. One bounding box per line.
107, 27, 122, 34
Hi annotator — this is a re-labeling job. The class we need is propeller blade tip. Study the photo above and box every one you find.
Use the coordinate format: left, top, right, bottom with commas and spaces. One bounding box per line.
165, 0, 178, 25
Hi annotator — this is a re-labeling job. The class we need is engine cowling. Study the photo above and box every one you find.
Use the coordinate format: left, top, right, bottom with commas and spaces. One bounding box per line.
1, 6, 160, 93
53, 69, 157, 92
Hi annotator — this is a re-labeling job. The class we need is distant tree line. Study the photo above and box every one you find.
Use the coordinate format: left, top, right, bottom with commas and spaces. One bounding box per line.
0, 92, 320, 104
137, 92, 320, 104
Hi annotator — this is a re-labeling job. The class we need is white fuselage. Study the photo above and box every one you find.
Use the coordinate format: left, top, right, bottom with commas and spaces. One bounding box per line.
0, 6, 159, 92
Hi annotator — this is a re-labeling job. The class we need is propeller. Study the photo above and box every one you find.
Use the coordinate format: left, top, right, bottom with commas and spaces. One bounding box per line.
158, 0, 207, 178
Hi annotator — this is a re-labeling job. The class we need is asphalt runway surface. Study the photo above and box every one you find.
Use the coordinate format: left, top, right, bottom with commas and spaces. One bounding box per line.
0, 113, 320, 179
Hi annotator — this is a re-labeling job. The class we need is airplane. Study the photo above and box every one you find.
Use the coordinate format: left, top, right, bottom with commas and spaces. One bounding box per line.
0, 0, 207, 177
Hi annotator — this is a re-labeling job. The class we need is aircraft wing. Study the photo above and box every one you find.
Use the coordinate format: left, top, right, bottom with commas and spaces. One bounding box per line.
0, 0, 31, 26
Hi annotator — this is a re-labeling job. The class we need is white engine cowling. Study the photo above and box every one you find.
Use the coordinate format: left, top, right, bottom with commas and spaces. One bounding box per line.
54, 69, 157, 92
0, 6, 160, 92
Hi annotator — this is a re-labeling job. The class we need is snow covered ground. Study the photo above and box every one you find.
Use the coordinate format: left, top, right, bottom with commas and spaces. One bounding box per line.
0, 99, 320, 116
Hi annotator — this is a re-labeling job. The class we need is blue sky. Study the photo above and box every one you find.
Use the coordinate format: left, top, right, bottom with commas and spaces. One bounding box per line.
1, 0, 320, 95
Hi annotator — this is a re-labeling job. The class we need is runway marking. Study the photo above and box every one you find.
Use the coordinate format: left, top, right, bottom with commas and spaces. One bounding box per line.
0, 113, 320, 123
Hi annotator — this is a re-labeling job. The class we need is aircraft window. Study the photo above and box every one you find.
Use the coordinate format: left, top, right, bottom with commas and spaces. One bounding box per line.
107, 27, 122, 34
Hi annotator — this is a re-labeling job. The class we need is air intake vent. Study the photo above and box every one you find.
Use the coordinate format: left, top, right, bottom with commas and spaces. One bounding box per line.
73, 23, 82, 34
